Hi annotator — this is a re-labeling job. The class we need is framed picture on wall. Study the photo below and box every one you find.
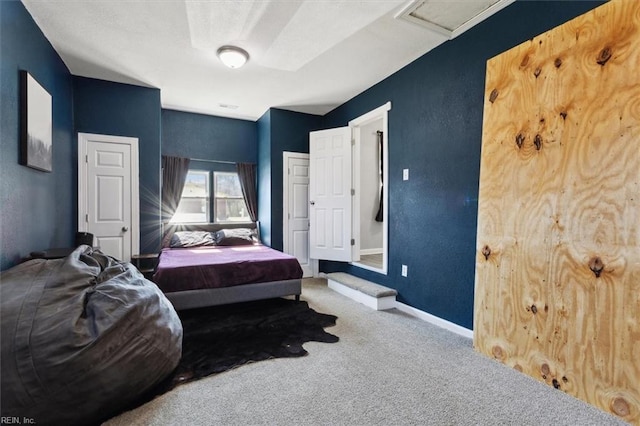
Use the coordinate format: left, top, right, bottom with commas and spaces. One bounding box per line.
20, 71, 52, 172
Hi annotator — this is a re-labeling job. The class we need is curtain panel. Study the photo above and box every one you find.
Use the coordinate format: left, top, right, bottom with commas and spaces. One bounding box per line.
161, 155, 191, 246
375, 131, 384, 222
236, 162, 258, 222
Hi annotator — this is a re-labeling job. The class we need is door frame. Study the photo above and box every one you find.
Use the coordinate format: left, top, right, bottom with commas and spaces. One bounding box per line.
77, 132, 140, 257
349, 101, 391, 274
283, 151, 316, 277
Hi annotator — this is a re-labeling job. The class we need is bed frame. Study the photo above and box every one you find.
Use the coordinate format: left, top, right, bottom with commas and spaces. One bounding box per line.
158, 222, 302, 310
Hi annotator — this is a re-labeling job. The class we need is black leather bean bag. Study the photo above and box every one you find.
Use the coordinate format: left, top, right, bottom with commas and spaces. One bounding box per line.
1, 246, 182, 425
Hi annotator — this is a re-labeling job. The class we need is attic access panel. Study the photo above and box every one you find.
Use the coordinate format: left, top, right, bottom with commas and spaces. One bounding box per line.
395, 0, 515, 39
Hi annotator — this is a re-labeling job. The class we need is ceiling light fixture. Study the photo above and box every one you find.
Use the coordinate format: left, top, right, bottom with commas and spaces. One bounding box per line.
217, 46, 249, 69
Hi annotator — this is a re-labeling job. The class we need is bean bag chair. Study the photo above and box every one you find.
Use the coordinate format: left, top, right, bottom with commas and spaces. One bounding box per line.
1, 246, 182, 425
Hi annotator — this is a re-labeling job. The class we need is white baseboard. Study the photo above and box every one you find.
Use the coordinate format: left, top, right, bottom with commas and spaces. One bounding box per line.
322, 272, 473, 338
395, 301, 473, 340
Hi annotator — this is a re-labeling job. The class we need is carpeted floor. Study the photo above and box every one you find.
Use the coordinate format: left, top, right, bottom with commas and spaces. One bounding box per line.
118, 297, 338, 417
105, 278, 626, 425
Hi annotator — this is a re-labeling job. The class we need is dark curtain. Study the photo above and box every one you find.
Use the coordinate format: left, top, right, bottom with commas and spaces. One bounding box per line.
161, 155, 191, 246
236, 162, 258, 222
375, 131, 384, 222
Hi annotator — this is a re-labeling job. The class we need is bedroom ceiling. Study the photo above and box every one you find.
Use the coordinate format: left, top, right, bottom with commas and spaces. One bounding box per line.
21, 0, 514, 121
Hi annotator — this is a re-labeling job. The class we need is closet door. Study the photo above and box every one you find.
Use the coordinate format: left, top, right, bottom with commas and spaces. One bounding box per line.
283, 152, 312, 277
78, 133, 139, 261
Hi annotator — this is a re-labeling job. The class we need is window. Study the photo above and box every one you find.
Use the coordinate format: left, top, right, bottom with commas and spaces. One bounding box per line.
214, 172, 250, 223
171, 170, 250, 224
172, 170, 210, 223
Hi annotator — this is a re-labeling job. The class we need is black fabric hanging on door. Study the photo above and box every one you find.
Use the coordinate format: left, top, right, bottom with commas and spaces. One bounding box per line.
375, 131, 384, 222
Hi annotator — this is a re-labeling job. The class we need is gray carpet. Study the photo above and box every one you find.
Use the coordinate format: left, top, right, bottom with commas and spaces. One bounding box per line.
105, 278, 625, 425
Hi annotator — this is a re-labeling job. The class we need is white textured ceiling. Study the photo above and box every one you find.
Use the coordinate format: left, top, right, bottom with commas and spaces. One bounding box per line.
21, 0, 513, 121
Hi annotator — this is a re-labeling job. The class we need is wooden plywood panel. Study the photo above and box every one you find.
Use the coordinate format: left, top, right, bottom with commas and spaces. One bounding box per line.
474, 0, 640, 422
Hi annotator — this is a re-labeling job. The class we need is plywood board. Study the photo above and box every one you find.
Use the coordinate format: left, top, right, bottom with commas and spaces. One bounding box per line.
474, 0, 640, 422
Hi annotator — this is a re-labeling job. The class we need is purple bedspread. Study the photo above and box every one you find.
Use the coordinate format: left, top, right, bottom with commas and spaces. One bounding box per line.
153, 245, 303, 293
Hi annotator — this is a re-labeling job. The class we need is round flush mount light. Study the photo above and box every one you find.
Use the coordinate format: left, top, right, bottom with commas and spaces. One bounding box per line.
217, 46, 249, 69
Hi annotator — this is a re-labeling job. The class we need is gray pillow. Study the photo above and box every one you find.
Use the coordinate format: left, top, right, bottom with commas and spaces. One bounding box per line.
214, 228, 259, 246
170, 231, 216, 248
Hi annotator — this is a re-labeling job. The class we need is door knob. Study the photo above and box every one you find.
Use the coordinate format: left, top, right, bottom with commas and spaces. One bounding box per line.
122, 226, 129, 232
310, 201, 315, 205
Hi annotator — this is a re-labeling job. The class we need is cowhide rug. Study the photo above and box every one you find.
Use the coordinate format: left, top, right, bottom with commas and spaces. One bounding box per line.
148, 297, 338, 399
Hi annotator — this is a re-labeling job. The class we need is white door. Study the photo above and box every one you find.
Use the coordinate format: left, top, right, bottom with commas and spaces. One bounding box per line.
283, 153, 313, 277
78, 133, 139, 261
309, 127, 357, 262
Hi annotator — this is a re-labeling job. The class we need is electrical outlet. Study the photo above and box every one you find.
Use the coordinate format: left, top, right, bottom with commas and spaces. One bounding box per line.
401, 264, 408, 277
403, 169, 409, 181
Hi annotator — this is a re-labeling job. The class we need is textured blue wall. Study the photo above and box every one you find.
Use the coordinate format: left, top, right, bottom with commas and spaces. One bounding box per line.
162, 109, 256, 162
257, 108, 323, 249
321, 0, 605, 329
0, 2, 74, 270
73, 77, 162, 254
268, 109, 324, 250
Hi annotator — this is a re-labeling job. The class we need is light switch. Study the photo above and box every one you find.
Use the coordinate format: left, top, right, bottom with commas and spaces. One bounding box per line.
403, 169, 409, 181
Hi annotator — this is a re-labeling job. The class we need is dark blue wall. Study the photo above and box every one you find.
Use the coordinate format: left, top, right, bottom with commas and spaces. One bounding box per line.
321, 0, 605, 329
257, 108, 323, 249
73, 77, 162, 254
268, 109, 324, 250
1, 1, 74, 270
162, 109, 256, 162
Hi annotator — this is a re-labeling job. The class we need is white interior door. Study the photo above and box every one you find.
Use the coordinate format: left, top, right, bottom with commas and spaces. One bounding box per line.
283, 152, 312, 277
78, 133, 139, 261
309, 127, 357, 262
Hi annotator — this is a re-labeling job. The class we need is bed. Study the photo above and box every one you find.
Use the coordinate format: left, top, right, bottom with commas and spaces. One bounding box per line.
154, 223, 303, 310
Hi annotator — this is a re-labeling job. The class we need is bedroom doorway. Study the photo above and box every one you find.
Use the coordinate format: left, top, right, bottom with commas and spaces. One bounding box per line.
308, 102, 390, 274
78, 133, 139, 261
283, 152, 313, 277
350, 105, 388, 274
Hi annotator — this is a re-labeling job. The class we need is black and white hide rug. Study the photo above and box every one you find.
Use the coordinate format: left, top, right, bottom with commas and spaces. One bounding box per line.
144, 297, 338, 400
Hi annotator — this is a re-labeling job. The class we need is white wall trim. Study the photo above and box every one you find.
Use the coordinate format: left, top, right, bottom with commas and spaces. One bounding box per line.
348, 101, 392, 127
322, 271, 472, 338
395, 301, 473, 340
349, 101, 390, 275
